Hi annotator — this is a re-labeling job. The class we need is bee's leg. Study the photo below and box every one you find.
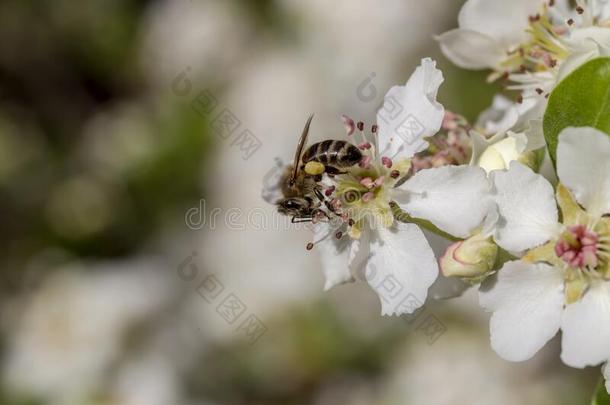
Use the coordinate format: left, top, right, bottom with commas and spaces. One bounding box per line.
313, 188, 339, 217
324, 166, 347, 176
291, 216, 313, 223
311, 208, 330, 221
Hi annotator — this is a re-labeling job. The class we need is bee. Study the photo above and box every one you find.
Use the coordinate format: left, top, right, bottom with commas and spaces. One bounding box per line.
276, 115, 362, 223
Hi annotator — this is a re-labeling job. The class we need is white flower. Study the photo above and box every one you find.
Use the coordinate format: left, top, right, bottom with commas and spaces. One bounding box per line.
439, 0, 610, 123
312, 59, 491, 315
437, 0, 542, 70
479, 127, 610, 389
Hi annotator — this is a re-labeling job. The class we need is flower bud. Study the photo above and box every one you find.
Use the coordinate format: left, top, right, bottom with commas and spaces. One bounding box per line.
440, 234, 498, 279
477, 136, 521, 172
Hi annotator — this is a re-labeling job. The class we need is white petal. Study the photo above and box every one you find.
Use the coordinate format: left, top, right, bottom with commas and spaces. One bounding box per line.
314, 222, 354, 290
458, 0, 538, 45
437, 29, 505, 69
604, 363, 610, 394
524, 118, 546, 151
491, 162, 559, 252
479, 261, 565, 362
557, 127, 610, 216
561, 282, 610, 368
364, 224, 438, 316
261, 158, 289, 204
476, 94, 520, 133
557, 28, 610, 80
396, 165, 491, 238
376, 58, 444, 161
347, 225, 371, 280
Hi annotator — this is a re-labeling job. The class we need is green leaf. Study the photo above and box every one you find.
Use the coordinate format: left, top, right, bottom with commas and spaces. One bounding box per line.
543, 57, 610, 164
592, 378, 610, 405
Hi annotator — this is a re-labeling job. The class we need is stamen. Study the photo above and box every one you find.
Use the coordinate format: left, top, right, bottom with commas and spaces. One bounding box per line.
341, 115, 356, 136
555, 225, 600, 269
359, 155, 372, 169
306, 242, 314, 250
381, 156, 393, 168
362, 192, 374, 203
360, 177, 375, 189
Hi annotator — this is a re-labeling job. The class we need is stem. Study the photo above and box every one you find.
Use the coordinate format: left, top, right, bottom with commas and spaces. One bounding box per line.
591, 376, 610, 405
389, 201, 460, 242
493, 247, 517, 271
390, 201, 517, 270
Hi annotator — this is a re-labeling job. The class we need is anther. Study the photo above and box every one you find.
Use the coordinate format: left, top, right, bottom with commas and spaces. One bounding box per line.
390, 170, 400, 179
576, 6, 584, 14
535, 88, 543, 95
567, 18, 574, 26
306, 242, 314, 250
341, 114, 356, 136
335, 231, 343, 239
357, 121, 364, 131
371, 124, 378, 133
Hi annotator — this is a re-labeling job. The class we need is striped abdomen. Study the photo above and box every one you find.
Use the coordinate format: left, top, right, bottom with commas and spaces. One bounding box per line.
301, 140, 362, 168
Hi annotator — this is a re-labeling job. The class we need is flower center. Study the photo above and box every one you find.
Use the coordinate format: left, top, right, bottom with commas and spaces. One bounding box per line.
498, 11, 568, 76
555, 225, 600, 269
334, 166, 392, 225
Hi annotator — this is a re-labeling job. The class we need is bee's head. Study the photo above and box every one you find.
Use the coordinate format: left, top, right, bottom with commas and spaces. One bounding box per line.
277, 197, 310, 216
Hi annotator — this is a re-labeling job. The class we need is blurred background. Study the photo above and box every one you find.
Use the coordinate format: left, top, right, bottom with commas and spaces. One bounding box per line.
0, 1, 598, 404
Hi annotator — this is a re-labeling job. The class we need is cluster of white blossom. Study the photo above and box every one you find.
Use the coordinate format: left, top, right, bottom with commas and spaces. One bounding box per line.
264, 0, 610, 394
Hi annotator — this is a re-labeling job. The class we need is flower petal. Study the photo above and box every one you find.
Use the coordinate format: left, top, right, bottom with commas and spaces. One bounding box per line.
396, 165, 491, 238
491, 162, 559, 252
314, 222, 354, 290
476, 95, 520, 133
557, 127, 610, 217
347, 225, 371, 280
376, 58, 444, 161
458, 0, 538, 45
604, 362, 610, 394
364, 223, 438, 316
561, 281, 610, 368
479, 261, 565, 362
261, 158, 289, 204
437, 29, 505, 69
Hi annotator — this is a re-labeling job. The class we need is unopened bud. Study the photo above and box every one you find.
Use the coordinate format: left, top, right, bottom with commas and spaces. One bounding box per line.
440, 234, 498, 279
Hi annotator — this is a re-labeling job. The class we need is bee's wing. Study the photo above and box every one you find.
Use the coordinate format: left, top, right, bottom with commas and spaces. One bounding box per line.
290, 114, 314, 183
